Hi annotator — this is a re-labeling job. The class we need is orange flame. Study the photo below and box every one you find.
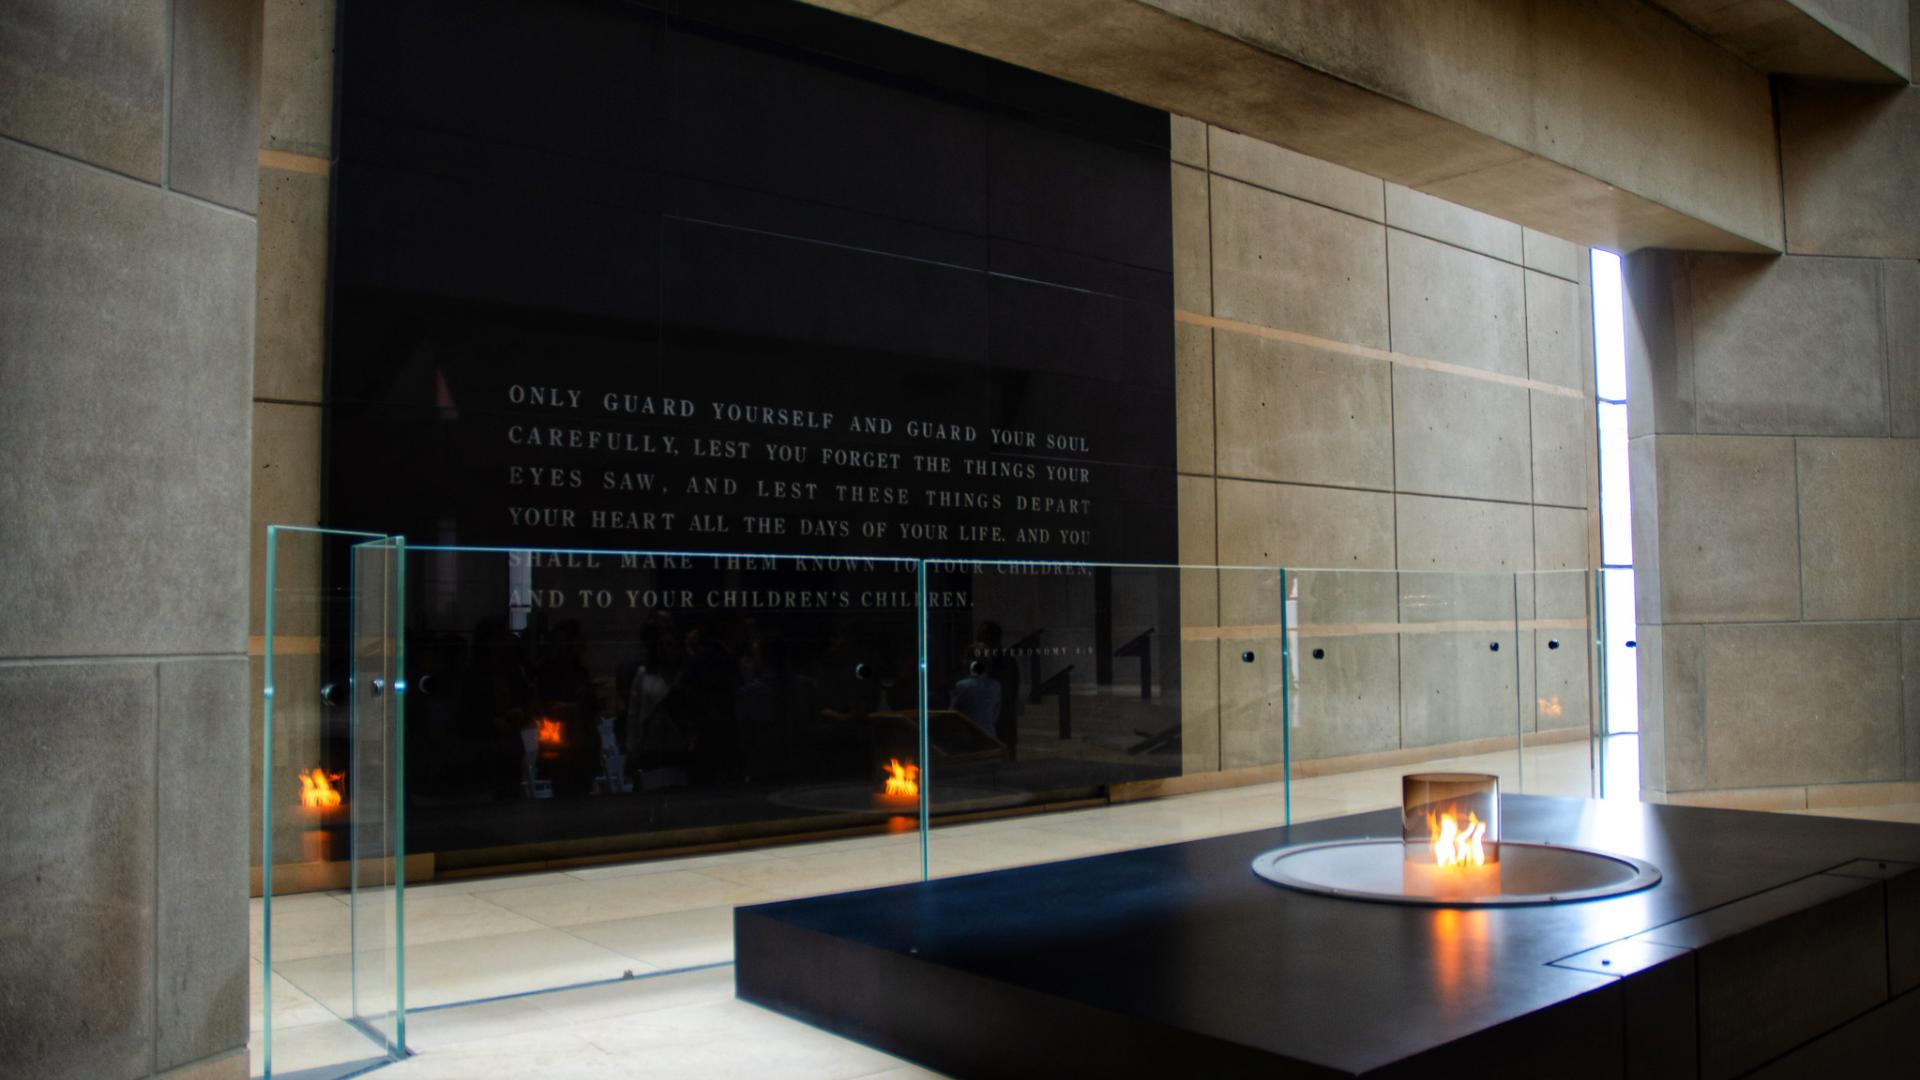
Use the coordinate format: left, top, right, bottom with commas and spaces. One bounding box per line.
299, 768, 343, 810
536, 717, 564, 746
1428, 810, 1489, 867
882, 758, 919, 798
1538, 695, 1564, 718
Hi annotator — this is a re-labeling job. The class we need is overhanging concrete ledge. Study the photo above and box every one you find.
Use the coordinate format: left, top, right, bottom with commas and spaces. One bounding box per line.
805, 0, 1786, 254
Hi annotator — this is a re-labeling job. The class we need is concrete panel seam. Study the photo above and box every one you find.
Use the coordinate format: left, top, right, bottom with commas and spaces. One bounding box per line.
151, 660, 161, 1077
0, 132, 258, 222
163, 0, 175, 192
1795, 436, 1806, 620
0, 653, 247, 668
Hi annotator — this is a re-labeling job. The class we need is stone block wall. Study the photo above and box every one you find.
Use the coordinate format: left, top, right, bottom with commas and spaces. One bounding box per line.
0, 2, 260, 1078
1169, 119, 1600, 777
1627, 61, 1920, 808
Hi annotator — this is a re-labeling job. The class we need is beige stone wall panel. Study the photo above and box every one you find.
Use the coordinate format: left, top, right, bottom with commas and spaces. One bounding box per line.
1173, 322, 1215, 474
1385, 183, 1522, 263
1522, 226, 1582, 281
170, 0, 263, 213
1213, 331, 1393, 490
1391, 370, 1533, 503
1387, 229, 1527, 377
254, 167, 328, 403
1685, 254, 1888, 436
1171, 162, 1211, 314
1530, 392, 1591, 509
1885, 257, 1920, 436
1208, 125, 1384, 220
1702, 621, 1903, 788
1795, 438, 1920, 621
260, 0, 336, 157
1209, 175, 1389, 348
1645, 435, 1802, 623
0, 0, 167, 180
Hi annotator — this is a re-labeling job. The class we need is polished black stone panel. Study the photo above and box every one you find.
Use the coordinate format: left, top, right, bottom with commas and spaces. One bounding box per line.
735, 797, 1920, 1078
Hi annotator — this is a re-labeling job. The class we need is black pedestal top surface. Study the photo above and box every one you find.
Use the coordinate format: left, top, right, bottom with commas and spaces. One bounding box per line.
735, 795, 1920, 1076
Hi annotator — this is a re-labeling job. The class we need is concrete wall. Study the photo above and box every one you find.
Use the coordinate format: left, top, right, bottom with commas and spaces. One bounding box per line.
0, 2, 260, 1078
1168, 118, 1598, 776
1627, 58, 1920, 809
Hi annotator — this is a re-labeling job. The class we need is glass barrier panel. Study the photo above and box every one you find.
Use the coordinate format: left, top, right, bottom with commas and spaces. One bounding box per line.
389, 546, 923, 1001
1288, 570, 1524, 820
919, 562, 1286, 879
349, 537, 406, 1054
1521, 569, 1598, 798
255, 526, 401, 1079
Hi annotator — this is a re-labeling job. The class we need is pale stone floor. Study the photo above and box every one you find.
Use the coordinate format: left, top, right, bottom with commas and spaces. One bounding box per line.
251, 737, 1920, 1078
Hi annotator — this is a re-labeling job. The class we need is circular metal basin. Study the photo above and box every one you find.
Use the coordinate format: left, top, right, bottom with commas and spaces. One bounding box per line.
1251, 839, 1661, 907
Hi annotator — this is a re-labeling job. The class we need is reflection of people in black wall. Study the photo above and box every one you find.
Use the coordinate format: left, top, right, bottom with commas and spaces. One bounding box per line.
949, 657, 1000, 737
680, 621, 742, 785
978, 621, 1021, 761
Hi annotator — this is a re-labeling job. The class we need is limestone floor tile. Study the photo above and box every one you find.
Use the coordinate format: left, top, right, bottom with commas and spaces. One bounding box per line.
251, 891, 350, 962
377, 1027, 636, 1080
690, 845, 923, 900
474, 871, 775, 928
401, 890, 550, 947
927, 824, 1129, 875
249, 1017, 387, 1078
276, 928, 648, 1013
249, 963, 335, 1032
565, 904, 739, 971
572, 998, 904, 1080
527, 965, 737, 1027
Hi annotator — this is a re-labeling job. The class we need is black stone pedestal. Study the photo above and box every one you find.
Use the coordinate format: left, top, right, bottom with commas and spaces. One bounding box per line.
736, 796, 1920, 1078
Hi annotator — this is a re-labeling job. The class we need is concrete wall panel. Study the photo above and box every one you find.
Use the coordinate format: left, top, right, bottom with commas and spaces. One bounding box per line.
1391, 370, 1532, 503
1522, 227, 1582, 281
1688, 254, 1887, 436
1385, 182, 1522, 262
1174, 323, 1214, 475
1530, 392, 1590, 508
1647, 435, 1801, 623
260, 0, 336, 157
1526, 270, 1585, 389
0, 663, 157, 1080
1780, 82, 1920, 259
1209, 175, 1388, 347
1387, 229, 1526, 377
0, 0, 167, 180
1215, 478, 1396, 574
254, 167, 329, 404
1623, 249, 1696, 438
1796, 438, 1920, 621
1214, 331, 1393, 489
1394, 494, 1533, 573
0, 139, 255, 660
155, 659, 249, 1071
1208, 125, 1384, 221
1887, 257, 1919, 438
170, 0, 263, 213
1169, 113, 1206, 168
1703, 622, 1903, 788
1905, 621, 1919, 780
1171, 162, 1211, 314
